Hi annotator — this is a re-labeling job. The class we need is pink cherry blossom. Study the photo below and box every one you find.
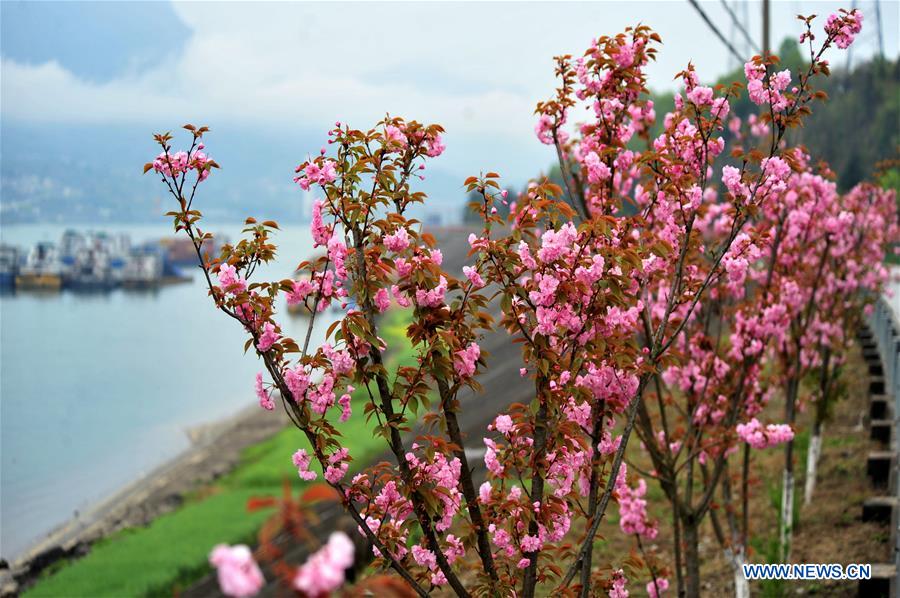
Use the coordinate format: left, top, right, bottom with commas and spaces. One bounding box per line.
736, 418, 794, 449
209, 544, 264, 598
338, 388, 353, 422
256, 322, 279, 352
647, 577, 669, 598
426, 134, 446, 157
292, 448, 317, 481
618, 478, 658, 539
255, 373, 274, 411
310, 200, 332, 247
415, 275, 448, 308
609, 569, 629, 598
374, 288, 391, 313
825, 10, 863, 49
454, 342, 481, 378
493, 414, 513, 435
286, 278, 315, 305
384, 228, 410, 253
293, 532, 355, 596
325, 448, 350, 484
462, 265, 484, 288
384, 124, 408, 148
217, 263, 247, 294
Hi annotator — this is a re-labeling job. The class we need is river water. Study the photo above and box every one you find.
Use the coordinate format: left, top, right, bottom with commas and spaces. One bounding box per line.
0, 223, 325, 559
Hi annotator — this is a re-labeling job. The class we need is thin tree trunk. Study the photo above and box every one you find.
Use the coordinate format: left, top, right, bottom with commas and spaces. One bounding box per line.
673, 499, 685, 596
779, 376, 798, 562
720, 462, 750, 598
683, 518, 702, 597
779, 467, 795, 561
579, 412, 604, 596
725, 547, 749, 598
803, 420, 823, 505
805, 349, 831, 505
522, 382, 550, 598
435, 379, 499, 590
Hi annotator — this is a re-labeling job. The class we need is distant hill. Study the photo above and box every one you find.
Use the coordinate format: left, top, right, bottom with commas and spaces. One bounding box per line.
654, 39, 899, 191
0, 123, 468, 226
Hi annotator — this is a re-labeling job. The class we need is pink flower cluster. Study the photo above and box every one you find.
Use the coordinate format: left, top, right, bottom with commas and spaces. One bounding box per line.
462, 265, 484, 288
254, 373, 274, 411
324, 447, 349, 484
293, 532, 355, 596
414, 275, 448, 308
310, 200, 332, 247
256, 322, 279, 352
217, 263, 247, 294
825, 10, 863, 49
617, 478, 658, 539
410, 534, 464, 586
736, 418, 794, 449
384, 228, 410, 253
647, 577, 670, 598
152, 146, 214, 181
745, 62, 793, 111
425, 134, 446, 157
292, 448, 317, 481
294, 158, 337, 190
405, 449, 463, 532
209, 544, 265, 598
609, 569, 629, 598
453, 342, 481, 378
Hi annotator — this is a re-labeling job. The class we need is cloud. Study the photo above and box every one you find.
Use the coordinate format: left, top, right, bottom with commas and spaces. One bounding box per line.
2, 1, 897, 184
1, 59, 191, 124
0, 3, 703, 127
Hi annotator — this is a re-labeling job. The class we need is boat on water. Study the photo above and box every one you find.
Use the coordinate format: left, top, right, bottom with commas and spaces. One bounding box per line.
65, 246, 116, 291
0, 244, 20, 289
8, 231, 199, 293
60, 231, 132, 291
121, 250, 164, 289
16, 243, 63, 291
160, 236, 226, 267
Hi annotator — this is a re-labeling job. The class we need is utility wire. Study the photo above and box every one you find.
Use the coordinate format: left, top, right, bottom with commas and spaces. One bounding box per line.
720, 0, 761, 55
687, 0, 745, 64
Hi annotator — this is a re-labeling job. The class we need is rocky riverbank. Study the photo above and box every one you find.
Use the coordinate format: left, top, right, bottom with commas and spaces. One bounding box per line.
2, 405, 291, 596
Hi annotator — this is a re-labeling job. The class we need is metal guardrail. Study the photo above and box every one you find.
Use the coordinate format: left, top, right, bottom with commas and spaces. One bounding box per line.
867, 295, 900, 584
869, 298, 900, 412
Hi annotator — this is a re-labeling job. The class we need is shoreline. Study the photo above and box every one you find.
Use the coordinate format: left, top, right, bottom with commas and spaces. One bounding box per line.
5, 229, 485, 595
3, 402, 291, 593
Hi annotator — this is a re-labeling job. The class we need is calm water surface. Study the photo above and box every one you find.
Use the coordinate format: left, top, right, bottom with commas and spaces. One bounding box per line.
0, 223, 328, 559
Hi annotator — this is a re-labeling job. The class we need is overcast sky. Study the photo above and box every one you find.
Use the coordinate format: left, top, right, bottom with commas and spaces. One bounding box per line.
1, 1, 897, 219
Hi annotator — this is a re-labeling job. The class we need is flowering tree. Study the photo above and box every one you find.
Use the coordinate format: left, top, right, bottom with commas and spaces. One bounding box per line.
519, 10, 878, 597
799, 182, 898, 508
766, 177, 897, 561
644, 154, 895, 596
144, 9, 887, 598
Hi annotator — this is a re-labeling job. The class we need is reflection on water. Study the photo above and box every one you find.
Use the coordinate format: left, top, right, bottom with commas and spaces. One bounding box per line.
0, 223, 322, 559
